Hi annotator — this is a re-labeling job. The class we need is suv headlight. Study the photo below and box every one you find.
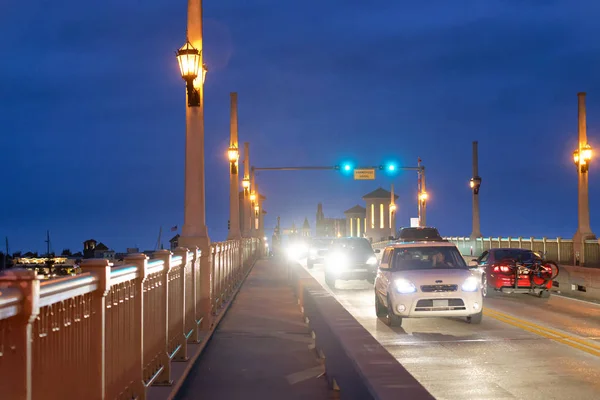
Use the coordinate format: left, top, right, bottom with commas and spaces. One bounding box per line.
394, 279, 417, 294
366, 256, 377, 265
461, 276, 479, 292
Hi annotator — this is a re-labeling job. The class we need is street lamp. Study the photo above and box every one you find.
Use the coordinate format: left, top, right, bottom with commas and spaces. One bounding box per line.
254, 204, 259, 217
419, 191, 428, 202
389, 204, 397, 213
228, 146, 239, 174
574, 144, 593, 173
470, 176, 482, 194
176, 40, 207, 107
242, 178, 250, 194
250, 193, 256, 203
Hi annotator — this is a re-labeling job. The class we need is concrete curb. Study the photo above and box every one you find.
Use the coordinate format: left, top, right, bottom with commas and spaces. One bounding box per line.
287, 261, 435, 400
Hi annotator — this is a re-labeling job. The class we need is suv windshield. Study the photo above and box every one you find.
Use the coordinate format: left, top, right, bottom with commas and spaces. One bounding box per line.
398, 228, 443, 241
310, 239, 333, 248
391, 246, 467, 270
333, 238, 373, 253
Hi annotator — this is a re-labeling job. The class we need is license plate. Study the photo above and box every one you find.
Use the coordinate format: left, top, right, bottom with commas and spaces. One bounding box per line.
433, 299, 448, 307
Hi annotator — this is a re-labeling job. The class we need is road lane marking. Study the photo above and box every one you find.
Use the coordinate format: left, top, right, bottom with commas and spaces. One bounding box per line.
484, 308, 600, 358
286, 365, 325, 385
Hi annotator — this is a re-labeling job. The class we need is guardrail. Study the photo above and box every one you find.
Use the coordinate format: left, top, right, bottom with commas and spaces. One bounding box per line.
0, 238, 260, 400
445, 236, 600, 267
287, 262, 435, 400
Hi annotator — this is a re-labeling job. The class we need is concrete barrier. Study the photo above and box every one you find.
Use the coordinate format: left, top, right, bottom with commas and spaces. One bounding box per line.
552, 265, 600, 301
287, 262, 435, 400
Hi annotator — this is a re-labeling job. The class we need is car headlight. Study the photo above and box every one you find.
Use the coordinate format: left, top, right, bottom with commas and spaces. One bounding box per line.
461, 276, 479, 292
366, 256, 377, 265
394, 279, 417, 294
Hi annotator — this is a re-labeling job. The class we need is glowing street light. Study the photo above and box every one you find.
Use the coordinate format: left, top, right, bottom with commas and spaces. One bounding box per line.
242, 177, 250, 194
574, 144, 593, 173
176, 40, 207, 107
419, 191, 428, 202
228, 146, 239, 174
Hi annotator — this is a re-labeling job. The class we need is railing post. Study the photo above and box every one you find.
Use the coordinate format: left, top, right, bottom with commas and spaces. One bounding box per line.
124, 253, 149, 399
542, 237, 547, 258
201, 245, 214, 329
176, 247, 198, 345
153, 250, 173, 384
0, 269, 41, 400
81, 259, 112, 400
176, 249, 189, 361
557, 237, 563, 263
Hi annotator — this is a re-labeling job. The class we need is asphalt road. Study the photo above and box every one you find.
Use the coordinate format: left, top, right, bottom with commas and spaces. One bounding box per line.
302, 260, 600, 400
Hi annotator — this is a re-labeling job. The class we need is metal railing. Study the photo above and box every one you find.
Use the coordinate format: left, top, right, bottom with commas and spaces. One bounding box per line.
0, 238, 260, 400
373, 236, 600, 267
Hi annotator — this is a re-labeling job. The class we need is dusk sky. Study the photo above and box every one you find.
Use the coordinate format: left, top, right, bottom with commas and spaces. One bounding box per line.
2, 0, 600, 253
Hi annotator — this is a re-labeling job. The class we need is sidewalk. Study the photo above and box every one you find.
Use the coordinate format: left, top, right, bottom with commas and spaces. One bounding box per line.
175, 258, 332, 400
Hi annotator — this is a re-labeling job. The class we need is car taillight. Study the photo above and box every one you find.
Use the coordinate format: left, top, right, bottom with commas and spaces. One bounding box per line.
492, 265, 512, 274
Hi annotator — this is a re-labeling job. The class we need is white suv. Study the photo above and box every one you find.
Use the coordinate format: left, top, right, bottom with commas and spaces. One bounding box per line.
374, 241, 483, 327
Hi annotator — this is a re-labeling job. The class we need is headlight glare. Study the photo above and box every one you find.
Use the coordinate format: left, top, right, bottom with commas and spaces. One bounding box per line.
461, 276, 479, 292
366, 256, 377, 265
395, 279, 417, 294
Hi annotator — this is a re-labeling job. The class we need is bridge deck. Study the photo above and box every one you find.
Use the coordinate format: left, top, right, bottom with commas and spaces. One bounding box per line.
175, 258, 331, 400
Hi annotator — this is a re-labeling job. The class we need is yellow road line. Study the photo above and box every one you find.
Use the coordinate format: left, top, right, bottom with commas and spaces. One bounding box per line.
484, 308, 600, 358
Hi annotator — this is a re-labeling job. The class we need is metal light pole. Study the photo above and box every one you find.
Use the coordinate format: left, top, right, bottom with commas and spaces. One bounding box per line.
227, 92, 241, 240
470, 141, 482, 238
417, 158, 428, 227
250, 169, 257, 237
176, 0, 211, 328
242, 142, 251, 237
573, 92, 595, 264
389, 184, 397, 237
177, 0, 210, 249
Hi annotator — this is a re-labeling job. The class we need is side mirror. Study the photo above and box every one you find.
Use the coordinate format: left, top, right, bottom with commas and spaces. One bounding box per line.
468, 260, 478, 267
374, 249, 381, 254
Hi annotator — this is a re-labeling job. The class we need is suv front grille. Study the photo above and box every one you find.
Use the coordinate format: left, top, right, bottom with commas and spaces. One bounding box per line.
420, 284, 458, 292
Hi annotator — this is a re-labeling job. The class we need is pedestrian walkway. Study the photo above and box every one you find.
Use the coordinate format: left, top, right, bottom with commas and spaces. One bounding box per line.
175, 258, 332, 400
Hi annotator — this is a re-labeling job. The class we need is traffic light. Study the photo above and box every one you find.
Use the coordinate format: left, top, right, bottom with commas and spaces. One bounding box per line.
335, 162, 354, 174
380, 162, 398, 174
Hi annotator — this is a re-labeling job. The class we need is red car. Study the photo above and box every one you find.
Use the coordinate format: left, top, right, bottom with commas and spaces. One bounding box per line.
469, 248, 556, 298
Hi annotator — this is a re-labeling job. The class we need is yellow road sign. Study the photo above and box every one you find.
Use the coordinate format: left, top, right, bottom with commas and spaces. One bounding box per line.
354, 168, 375, 180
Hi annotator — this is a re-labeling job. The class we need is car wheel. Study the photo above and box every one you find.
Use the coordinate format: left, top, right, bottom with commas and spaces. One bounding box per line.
467, 310, 483, 324
538, 290, 550, 299
307, 260, 314, 269
325, 271, 336, 288
375, 292, 387, 317
385, 295, 403, 327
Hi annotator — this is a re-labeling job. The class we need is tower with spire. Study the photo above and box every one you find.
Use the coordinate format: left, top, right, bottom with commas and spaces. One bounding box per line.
302, 218, 311, 237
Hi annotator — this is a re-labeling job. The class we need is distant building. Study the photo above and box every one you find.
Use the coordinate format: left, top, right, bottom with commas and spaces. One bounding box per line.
316, 203, 347, 237
169, 234, 180, 250
83, 239, 115, 260
301, 218, 311, 237
362, 188, 398, 242
344, 205, 366, 238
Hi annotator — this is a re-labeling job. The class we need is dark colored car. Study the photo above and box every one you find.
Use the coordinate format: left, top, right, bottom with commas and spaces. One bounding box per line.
324, 237, 380, 288
469, 248, 554, 297
307, 237, 334, 269
397, 227, 444, 242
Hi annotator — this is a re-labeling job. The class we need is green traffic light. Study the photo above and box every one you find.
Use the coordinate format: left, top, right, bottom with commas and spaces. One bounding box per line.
343, 164, 351, 171
388, 164, 396, 172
